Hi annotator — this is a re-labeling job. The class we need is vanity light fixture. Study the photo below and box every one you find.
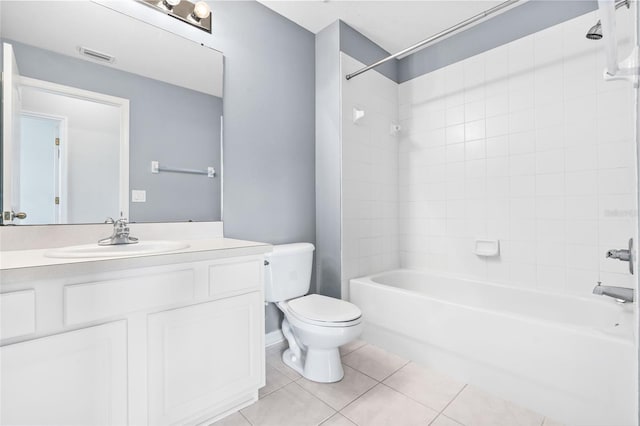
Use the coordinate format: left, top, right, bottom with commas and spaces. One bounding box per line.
141, 0, 212, 33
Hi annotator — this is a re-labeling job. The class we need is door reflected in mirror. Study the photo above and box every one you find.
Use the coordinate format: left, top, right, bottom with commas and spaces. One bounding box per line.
1, 1, 223, 225
17, 80, 128, 225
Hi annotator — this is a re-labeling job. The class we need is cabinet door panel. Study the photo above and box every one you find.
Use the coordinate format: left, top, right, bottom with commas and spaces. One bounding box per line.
148, 293, 261, 426
1, 321, 127, 426
0, 290, 36, 339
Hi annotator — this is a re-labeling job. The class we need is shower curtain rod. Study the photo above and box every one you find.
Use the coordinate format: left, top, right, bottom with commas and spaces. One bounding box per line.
345, 0, 520, 81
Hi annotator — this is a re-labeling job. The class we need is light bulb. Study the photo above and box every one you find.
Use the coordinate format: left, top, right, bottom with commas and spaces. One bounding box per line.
192, 1, 210, 20
161, 0, 180, 10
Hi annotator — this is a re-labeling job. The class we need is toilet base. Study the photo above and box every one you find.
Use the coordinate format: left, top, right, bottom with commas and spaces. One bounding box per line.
281, 348, 304, 376
303, 347, 344, 383
282, 347, 344, 383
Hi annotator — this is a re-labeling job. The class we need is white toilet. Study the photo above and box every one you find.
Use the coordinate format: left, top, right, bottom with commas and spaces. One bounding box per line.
265, 243, 363, 383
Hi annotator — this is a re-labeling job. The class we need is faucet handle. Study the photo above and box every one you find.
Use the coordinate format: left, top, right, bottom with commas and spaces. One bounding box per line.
104, 217, 115, 224
113, 217, 130, 227
605, 238, 634, 275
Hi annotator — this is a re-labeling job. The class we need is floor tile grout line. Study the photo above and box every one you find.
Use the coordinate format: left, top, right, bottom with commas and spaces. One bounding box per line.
238, 410, 253, 426
429, 413, 464, 426
379, 378, 462, 416
376, 359, 411, 382
431, 383, 468, 426
337, 381, 383, 418
316, 410, 340, 426
289, 380, 339, 415
340, 363, 383, 384
296, 367, 379, 413
338, 341, 368, 357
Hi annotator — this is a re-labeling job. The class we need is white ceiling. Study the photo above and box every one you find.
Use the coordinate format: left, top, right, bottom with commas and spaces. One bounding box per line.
257, 0, 508, 54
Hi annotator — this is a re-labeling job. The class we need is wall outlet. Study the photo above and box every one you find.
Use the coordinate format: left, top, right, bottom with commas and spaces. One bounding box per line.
131, 190, 146, 203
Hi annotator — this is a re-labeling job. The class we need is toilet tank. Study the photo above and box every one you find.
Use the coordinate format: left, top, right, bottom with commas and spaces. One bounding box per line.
264, 243, 314, 302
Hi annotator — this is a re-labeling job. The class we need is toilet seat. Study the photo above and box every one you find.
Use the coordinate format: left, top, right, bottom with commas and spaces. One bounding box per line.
281, 294, 362, 328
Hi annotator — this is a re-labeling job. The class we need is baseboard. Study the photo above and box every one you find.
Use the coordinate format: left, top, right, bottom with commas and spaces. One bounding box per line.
265, 329, 284, 347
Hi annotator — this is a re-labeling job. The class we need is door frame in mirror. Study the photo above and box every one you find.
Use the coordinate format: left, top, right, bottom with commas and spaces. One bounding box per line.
3, 74, 130, 224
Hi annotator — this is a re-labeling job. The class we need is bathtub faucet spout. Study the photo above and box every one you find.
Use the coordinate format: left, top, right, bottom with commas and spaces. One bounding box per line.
592, 282, 634, 303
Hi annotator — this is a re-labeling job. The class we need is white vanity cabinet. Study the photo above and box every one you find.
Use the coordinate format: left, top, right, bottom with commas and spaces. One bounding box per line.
0, 244, 269, 426
1, 321, 128, 426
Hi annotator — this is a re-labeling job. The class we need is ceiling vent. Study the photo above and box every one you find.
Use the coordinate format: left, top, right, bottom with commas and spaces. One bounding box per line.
78, 46, 115, 64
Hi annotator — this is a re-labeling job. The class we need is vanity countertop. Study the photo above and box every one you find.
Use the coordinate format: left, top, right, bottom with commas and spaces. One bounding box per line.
0, 238, 272, 273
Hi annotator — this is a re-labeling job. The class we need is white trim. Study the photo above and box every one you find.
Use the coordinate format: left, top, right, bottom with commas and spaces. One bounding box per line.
265, 329, 284, 348
3, 43, 19, 224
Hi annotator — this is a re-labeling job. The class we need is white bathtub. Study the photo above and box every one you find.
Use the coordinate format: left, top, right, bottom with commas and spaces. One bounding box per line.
350, 269, 637, 426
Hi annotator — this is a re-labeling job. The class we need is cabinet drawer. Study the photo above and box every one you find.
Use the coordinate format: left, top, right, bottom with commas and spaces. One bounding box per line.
0, 290, 36, 339
65, 269, 195, 325
209, 260, 262, 298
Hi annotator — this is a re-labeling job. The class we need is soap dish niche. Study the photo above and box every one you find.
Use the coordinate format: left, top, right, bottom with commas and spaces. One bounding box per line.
474, 239, 500, 257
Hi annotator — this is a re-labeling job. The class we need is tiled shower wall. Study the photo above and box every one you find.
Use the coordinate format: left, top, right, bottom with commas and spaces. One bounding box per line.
397, 10, 637, 295
341, 53, 399, 297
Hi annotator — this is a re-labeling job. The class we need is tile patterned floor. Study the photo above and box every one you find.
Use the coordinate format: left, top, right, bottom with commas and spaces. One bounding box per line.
212, 341, 562, 426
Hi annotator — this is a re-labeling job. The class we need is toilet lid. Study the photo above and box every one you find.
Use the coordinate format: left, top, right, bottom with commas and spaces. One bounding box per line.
287, 294, 361, 323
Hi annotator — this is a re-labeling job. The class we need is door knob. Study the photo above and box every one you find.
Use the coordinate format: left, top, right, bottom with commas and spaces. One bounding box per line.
2, 211, 27, 222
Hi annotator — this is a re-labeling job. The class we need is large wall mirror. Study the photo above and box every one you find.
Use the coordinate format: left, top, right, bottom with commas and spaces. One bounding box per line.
1, 0, 223, 225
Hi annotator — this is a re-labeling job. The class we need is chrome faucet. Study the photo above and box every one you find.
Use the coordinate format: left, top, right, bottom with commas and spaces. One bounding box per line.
98, 217, 139, 246
592, 282, 634, 303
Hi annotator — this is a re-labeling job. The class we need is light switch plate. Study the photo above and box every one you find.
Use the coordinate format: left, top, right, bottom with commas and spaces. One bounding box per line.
131, 190, 146, 203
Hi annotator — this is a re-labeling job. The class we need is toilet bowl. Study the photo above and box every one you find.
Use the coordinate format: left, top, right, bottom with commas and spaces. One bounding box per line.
264, 244, 363, 383
278, 294, 363, 382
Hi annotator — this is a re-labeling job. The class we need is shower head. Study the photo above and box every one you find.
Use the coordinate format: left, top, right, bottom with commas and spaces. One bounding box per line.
586, 20, 603, 40
585, 0, 629, 40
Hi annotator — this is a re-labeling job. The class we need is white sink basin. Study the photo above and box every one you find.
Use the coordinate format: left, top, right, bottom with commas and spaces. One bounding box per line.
44, 240, 190, 259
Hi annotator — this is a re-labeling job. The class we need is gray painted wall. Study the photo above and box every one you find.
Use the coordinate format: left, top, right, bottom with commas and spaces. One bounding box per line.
337, 1, 599, 85
2, 39, 222, 223
339, 21, 397, 82
398, 0, 598, 82
210, 2, 316, 333
315, 21, 342, 300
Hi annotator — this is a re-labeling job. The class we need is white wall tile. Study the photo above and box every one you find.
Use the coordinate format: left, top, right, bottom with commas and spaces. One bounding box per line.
536, 125, 564, 152
536, 150, 565, 174
597, 142, 636, 169
486, 114, 509, 137
391, 11, 635, 299
509, 131, 535, 155
486, 93, 509, 117
446, 143, 465, 163
446, 105, 465, 127
446, 124, 466, 145
341, 54, 399, 284
486, 136, 509, 158
465, 139, 486, 161
465, 120, 486, 141
509, 154, 535, 176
